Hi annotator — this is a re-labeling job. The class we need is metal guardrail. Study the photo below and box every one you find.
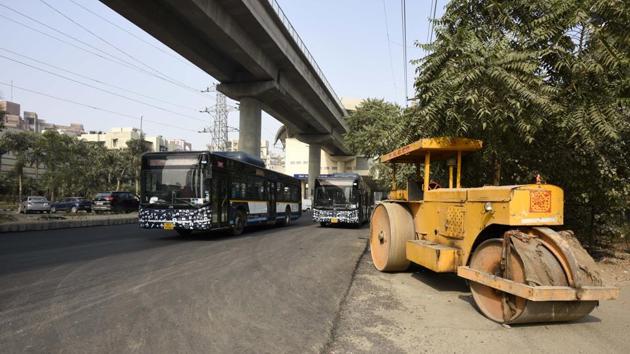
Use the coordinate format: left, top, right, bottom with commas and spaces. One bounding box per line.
265, 0, 345, 112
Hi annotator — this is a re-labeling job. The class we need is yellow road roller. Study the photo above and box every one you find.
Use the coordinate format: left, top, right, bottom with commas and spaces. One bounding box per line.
370, 137, 619, 324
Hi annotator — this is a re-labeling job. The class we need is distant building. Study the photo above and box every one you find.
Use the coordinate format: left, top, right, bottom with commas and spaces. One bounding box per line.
167, 139, 192, 152
0, 100, 85, 136
80, 127, 168, 152
0, 101, 26, 131
42, 123, 85, 137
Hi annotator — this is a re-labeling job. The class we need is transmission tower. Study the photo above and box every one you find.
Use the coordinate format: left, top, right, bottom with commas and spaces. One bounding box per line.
200, 85, 238, 151
211, 91, 229, 151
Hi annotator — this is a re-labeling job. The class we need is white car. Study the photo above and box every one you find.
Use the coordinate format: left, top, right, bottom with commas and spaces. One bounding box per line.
18, 196, 51, 214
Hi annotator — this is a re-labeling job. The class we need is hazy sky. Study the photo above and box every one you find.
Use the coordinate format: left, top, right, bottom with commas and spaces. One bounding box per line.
0, 0, 446, 151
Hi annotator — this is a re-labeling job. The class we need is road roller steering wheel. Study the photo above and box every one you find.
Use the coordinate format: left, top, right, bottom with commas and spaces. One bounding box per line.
428, 181, 440, 190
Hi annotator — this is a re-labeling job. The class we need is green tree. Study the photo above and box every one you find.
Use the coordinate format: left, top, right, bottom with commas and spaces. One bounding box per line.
0, 131, 38, 202
345, 99, 404, 157
126, 137, 150, 194
37, 131, 76, 200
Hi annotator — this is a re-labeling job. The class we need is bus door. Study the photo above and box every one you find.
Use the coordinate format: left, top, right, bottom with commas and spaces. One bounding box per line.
268, 181, 276, 222
211, 172, 228, 226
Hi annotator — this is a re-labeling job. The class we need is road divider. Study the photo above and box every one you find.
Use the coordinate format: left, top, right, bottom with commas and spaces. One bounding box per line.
0, 214, 138, 233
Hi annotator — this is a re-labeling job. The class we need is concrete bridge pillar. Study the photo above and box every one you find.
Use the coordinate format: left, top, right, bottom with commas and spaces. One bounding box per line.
238, 97, 262, 157
336, 160, 345, 173
308, 144, 321, 199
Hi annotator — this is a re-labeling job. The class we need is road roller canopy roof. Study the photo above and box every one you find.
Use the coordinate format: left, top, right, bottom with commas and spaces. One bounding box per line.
380, 137, 483, 163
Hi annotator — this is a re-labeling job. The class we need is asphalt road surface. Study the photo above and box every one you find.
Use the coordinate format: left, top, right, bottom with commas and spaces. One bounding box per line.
0, 216, 367, 353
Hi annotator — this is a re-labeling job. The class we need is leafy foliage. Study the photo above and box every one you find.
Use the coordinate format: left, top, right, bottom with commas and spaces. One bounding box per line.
0, 130, 140, 202
345, 99, 404, 157
348, 0, 629, 244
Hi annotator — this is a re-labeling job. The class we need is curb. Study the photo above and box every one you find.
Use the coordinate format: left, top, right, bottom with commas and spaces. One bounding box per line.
0, 216, 138, 233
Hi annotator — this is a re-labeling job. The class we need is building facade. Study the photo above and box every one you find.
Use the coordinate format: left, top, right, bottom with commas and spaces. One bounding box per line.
167, 139, 193, 152
80, 127, 173, 152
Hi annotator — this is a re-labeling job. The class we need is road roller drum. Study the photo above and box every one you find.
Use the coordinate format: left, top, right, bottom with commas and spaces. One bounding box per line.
369, 203, 414, 272
468, 230, 600, 324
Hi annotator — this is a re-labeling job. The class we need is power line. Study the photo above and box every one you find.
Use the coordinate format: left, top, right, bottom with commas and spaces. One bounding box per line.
0, 4, 203, 95
0, 47, 199, 112
67, 0, 188, 65
381, 0, 399, 99
38, 0, 196, 93
401, 0, 408, 106
0, 80, 197, 133
0, 54, 207, 124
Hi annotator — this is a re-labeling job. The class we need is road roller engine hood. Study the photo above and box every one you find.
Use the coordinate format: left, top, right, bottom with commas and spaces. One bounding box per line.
424, 184, 565, 226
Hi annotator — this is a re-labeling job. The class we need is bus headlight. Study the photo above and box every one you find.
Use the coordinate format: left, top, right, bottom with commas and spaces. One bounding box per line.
149, 196, 159, 204
350, 204, 358, 209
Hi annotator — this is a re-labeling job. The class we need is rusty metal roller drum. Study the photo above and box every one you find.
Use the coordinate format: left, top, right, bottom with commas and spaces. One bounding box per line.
469, 230, 600, 324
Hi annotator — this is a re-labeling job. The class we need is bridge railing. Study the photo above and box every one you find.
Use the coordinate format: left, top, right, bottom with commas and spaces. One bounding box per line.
266, 0, 345, 113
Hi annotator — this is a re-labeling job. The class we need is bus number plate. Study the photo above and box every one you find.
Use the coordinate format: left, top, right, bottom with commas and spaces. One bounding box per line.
331, 217, 338, 223
163, 222, 174, 230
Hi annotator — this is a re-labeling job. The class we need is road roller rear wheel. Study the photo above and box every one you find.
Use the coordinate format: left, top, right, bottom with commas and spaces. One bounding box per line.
369, 203, 414, 272
469, 236, 598, 324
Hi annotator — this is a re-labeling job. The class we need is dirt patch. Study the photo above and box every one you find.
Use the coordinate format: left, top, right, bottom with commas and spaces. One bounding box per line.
586, 241, 630, 285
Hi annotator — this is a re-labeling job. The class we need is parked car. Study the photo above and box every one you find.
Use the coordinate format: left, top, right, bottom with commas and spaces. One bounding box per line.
50, 197, 93, 214
18, 196, 51, 214
93, 192, 139, 213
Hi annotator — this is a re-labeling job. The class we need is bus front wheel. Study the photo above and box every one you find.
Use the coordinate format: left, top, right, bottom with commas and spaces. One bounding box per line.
232, 210, 246, 236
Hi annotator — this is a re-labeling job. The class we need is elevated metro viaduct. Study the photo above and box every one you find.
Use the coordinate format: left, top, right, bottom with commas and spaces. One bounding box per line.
100, 0, 351, 197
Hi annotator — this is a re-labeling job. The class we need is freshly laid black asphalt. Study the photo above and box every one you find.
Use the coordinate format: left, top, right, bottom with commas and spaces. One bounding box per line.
0, 216, 368, 353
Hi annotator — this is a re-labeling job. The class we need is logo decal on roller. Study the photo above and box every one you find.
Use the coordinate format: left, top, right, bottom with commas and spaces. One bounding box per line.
530, 190, 552, 213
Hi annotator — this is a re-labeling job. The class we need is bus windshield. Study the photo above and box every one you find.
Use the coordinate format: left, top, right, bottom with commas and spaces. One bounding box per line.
142, 155, 205, 205
314, 179, 357, 207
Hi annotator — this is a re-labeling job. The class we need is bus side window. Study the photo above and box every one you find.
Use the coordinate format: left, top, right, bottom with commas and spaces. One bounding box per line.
231, 176, 246, 199
258, 180, 266, 200
283, 186, 290, 201
291, 185, 299, 201
277, 182, 284, 201
255, 178, 265, 200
